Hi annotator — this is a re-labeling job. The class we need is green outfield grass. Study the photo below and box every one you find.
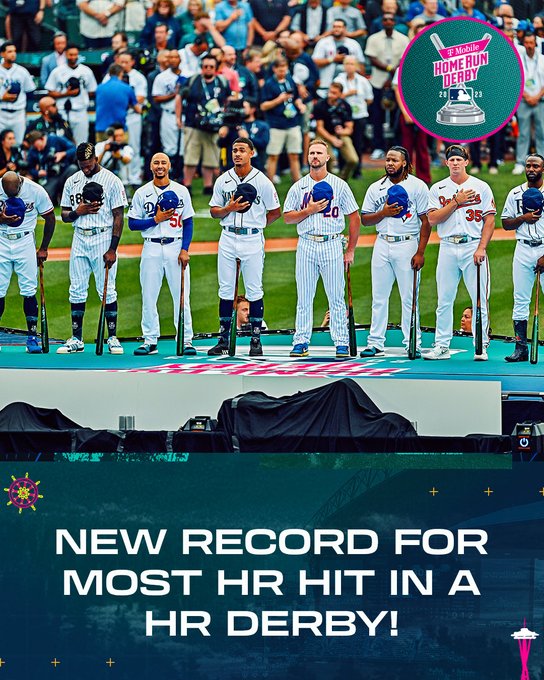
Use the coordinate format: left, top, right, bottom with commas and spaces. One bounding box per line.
2, 164, 532, 342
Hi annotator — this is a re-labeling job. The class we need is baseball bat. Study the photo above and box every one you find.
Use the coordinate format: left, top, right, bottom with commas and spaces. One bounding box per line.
408, 268, 418, 360
475, 263, 483, 356
346, 265, 357, 356
228, 258, 241, 357
38, 263, 49, 354
531, 271, 540, 365
176, 262, 185, 356
95, 265, 109, 356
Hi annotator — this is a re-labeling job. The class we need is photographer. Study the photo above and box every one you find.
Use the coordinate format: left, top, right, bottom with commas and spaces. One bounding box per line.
26, 130, 77, 204
313, 81, 358, 181
176, 55, 230, 195
95, 124, 134, 183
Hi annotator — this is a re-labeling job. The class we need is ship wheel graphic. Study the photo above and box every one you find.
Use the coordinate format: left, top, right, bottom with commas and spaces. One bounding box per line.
4, 472, 43, 514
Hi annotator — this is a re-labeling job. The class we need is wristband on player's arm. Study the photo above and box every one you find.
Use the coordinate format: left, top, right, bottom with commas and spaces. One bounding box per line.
68, 210, 78, 221
182, 217, 193, 251
128, 216, 156, 231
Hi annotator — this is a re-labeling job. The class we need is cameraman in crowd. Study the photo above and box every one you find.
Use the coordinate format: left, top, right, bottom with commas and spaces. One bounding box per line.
95, 123, 134, 183
25, 129, 77, 204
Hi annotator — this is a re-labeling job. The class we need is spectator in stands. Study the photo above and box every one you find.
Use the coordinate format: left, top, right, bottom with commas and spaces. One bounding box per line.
8, 0, 44, 53
452, 0, 486, 21
314, 82, 357, 180
364, 13, 409, 160
101, 31, 128, 76
404, 0, 448, 23
0, 41, 36, 146
142, 48, 169, 180
209, 45, 240, 93
250, 0, 291, 47
54, 0, 79, 34
460, 306, 473, 334
26, 130, 77, 203
95, 63, 140, 141
261, 28, 292, 69
95, 123, 134, 182
123, 0, 151, 33
261, 56, 306, 183
0, 129, 25, 178
312, 18, 364, 99
237, 98, 270, 172
177, 0, 203, 39
153, 49, 184, 179
176, 54, 230, 193
25, 96, 74, 142
244, 48, 265, 89
179, 12, 226, 48
214, 0, 254, 53
493, 2, 517, 31
335, 55, 373, 178
411, 0, 442, 25
234, 49, 260, 101
533, 16, 544, 52
326, 0, 366, 40
368, 0, 407, 36
118, 51, 148, 189
290, 0, 328, 49
77, 0, 126, 49
513, 33, 544, 175
45, 44, 97, 147
139, 0, 182, 49
179, 36, 209, 78
40, 32, 67, 88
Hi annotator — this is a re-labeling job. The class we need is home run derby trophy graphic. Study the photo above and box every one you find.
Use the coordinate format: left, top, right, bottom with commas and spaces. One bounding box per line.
431, 32, 490, 126
511, 621, 539, 680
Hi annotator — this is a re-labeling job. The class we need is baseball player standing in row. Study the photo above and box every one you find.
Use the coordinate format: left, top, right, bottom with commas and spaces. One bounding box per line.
208, 137, 281, 356
45, 44, 97, 146
0, 41, 36, 145
0, 171, 55, 352
501, 154, 544, 362
57, 142, 127, 354
152, 50, 184, 179
128, 152, 196, 355
283, 138, 360, 358
359, 146, 430, 358
425, 145, 496, 361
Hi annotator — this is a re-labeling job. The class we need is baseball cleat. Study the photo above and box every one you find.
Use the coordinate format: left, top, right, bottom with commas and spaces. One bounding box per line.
183, 344, 197, 356
505, 345, 528, 362
359, 346, 384, 358
107, 336, 124, 355
290, 343, 309, 357
134, 343, 158, 355
474, 349, 488, 361
335, 345, 350, 359
424, 345, 450, 360
208, 338, 229, 355
249, 338, 263, 356
56, 337, 84, 354
26, 335, 42, 354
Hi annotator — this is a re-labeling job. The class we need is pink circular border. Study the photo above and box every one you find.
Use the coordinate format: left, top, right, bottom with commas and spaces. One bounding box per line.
397, 17, 525, 144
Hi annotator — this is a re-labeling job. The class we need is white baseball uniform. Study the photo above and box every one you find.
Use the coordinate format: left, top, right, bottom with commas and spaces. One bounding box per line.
61, 168, 127, 304
0, 62, 36, 145
209, 167, 280, 300
429, 175, 496, 348
501, 182, 544, 320
45, 64, 97, 146
361, 174, 429, 351
152, 69, 183, 157
0, 178, 53, 297
128, 180, 195, 346
284, 172, 359, 346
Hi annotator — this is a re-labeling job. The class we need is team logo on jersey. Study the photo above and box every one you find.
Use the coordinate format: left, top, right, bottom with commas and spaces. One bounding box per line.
398, 18, 523, 143
439, 193, 481, 207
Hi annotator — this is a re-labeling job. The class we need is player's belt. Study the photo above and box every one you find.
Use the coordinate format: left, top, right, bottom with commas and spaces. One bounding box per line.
520, 239, 544, 247
222, 226, 260, 235
0, 230, 31, 240
145, 237, 181, 245
0, 107, 18, 112
379, 234, 417, 242
441, 235, 479, 244
301, 233, 341, 242
76, 227, 110, 236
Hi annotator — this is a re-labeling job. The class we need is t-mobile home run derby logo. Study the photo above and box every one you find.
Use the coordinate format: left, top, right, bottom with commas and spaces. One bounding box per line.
431, 32, 490, 126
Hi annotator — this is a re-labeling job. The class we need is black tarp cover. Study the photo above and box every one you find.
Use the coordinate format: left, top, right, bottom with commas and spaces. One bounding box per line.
216, 378, 418, 452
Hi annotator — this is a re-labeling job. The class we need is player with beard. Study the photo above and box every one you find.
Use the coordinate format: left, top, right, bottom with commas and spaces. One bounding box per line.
359, 146, 430, 358
502, 154, 544, 362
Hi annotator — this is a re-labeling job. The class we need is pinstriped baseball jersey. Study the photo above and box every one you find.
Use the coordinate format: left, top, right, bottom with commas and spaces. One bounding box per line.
502, 182, 544, 241
152, 69, 180, 114
361, 175, 429, 236
61, 168, 128, 229
209, 168, 280, 229
428, 175, 496, 239
44, 64, 97, 113
0, 177, 53, 235
283, 172, 359, 235
128, 180, 195, 239
0, 63, 35, 111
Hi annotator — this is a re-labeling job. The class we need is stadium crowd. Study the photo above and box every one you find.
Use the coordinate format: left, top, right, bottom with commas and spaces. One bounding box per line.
0, 0, 542, 199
